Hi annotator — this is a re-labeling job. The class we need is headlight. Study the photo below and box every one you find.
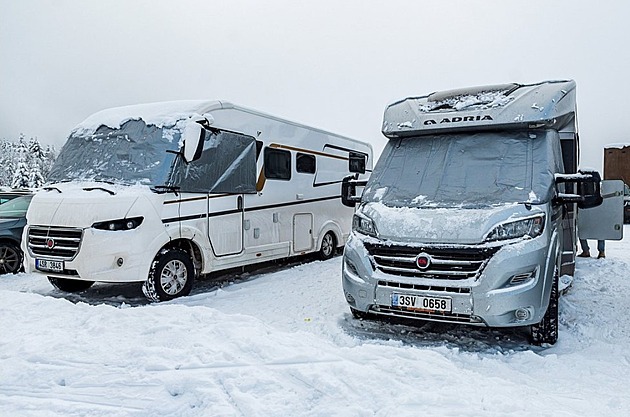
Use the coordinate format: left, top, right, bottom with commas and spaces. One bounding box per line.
352, 213, 377, 237
92, 216, 144, 231
485, 215, 545, 242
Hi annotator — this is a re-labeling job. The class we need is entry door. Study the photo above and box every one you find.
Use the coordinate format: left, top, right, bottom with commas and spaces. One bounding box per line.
293, 213, 313, 252
208, 195, 244, 256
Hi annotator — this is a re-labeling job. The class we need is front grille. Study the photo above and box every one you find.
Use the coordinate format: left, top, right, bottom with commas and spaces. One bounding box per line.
28, 226, 83, 260
370, 305, 478, 324
365, 242, 500, 280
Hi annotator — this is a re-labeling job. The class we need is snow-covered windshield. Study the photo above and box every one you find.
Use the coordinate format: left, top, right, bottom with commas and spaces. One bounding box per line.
47, 119, 180, 186
363, 129, 563, 208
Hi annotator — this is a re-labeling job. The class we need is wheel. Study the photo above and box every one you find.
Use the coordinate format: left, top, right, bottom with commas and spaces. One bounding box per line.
0, 243, 22, 274
318, 231, 336, 260
48, 277, 95, 292
531, 268, 559, 345
142, 248, 194, 302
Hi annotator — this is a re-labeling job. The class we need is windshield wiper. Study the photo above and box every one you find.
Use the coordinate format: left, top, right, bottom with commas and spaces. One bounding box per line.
83, 186, 116, 196
151, 185, 180, 195
43, 186, 62, 193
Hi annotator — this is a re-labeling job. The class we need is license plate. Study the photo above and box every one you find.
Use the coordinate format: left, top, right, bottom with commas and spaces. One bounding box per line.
36, 259, 64, 272
392, 293, 452, 312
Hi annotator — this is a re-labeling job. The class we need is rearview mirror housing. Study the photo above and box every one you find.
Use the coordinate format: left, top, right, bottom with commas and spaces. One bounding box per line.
182, 120, 206, 163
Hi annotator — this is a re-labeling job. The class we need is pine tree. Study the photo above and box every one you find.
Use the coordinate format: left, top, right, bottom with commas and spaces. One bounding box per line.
10, 137, 31, 189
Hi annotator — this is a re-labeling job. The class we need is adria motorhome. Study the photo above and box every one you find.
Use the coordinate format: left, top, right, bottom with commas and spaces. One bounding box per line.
341, 80, 620, 345
23, 101, 372, 301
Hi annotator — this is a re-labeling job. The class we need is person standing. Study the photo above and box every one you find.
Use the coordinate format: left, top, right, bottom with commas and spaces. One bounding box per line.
578, 239, 605, 259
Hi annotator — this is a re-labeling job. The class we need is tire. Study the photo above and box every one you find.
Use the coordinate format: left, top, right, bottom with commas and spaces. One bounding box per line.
318, 231, 336, 260
0, 243, 22, 275
531, 268, 559, 345
142, 248, 194, 302
48, 277, 95, 292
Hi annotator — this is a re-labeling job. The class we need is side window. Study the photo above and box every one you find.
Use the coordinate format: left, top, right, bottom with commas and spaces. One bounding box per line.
264, 147, 291, 180
296, 153, 316, 174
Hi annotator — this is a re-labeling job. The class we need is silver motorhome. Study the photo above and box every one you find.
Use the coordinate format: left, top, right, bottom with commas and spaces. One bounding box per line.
341, 80, 615, 345
23, 100, 372, 301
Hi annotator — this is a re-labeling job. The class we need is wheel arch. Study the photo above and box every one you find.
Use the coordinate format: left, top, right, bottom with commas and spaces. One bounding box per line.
316, 220, 343, 251
156, 238, 204, 275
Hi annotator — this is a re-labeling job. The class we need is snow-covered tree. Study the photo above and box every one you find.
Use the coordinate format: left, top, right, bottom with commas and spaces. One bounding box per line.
0, 134, 56, 189
11, 138, 31, 189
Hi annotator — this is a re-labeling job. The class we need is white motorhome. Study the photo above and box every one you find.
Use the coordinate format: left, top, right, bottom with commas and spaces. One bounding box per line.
23, 101, 372, 301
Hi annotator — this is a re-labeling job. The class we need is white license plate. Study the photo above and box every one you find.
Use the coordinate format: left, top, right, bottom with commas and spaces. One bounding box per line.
36, 259, 64, 272
392, 293, 452, 312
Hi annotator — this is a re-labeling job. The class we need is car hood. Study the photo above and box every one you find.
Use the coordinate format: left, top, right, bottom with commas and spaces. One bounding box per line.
360, 202, 545, 244
26, 182, 157, 228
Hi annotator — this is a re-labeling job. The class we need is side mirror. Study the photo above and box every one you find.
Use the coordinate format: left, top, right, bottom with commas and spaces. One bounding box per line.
554, 170, 603, 208
576, 170, 603, 209
349, 152, 366, 174
182, 120, 206, 163
341, 175, 366, 208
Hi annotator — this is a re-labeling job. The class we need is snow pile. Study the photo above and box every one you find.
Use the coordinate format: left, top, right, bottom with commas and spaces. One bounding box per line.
73, 100, 218, 136
418, 89, 513, 112
1, 228, 630, 416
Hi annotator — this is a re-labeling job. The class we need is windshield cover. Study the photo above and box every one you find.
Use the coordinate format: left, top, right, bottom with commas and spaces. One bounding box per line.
47, 120, 181, 186
0, 195, 33, 218
363, 129, 563, 208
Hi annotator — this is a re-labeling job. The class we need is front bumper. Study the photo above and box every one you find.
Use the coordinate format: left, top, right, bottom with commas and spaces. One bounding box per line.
24, 226, 153, 283
342, 233, 554, 328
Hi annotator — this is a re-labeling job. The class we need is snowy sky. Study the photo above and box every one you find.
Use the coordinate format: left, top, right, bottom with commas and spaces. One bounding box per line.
1, 0, 629, 171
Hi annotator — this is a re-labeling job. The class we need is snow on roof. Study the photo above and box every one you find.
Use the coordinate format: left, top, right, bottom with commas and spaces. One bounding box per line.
72, 100, 219, 135
418, 89, 514, 113
604, 143, 630, 149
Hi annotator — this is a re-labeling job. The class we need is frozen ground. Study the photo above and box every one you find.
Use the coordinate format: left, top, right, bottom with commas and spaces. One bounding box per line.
1, 226, 630, 416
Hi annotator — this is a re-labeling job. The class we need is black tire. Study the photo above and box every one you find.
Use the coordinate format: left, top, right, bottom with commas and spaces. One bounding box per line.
48, 277, 95, 293
142, 248, 194, 302
319, 231, 336, 260
0, 242, 22, 275
531, 269, 559, 345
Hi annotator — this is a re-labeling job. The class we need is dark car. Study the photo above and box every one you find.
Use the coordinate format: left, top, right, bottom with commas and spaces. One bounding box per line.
0, 194, 33, 274
0, 189, 32, 205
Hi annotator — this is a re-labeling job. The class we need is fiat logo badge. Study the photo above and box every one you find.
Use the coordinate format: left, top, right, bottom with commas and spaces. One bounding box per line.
46, 238, 55, 249
415, 253, 431, 270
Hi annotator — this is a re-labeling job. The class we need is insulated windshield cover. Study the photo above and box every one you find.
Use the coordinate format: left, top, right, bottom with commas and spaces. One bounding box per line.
169, 130, 257, 193
48, 120, 180, 186
363, 130, 563, 208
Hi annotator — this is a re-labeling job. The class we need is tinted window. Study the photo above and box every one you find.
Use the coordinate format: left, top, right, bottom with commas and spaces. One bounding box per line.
264, 148, 291, 180
296, 153, 316, 174
0, 195, 32, 218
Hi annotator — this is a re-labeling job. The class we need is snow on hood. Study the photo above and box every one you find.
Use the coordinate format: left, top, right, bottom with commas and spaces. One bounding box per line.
72, 100, 219, 136
361, 202, 540, 244
27, 182, 155, 228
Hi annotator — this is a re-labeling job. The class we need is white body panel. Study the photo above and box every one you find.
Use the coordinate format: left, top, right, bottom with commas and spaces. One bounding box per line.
23, 103, 373, 284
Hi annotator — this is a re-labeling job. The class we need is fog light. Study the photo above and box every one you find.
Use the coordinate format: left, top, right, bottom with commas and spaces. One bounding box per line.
346, 292, 355, 304
515, 308, 531, 321
116, 257, 124, 267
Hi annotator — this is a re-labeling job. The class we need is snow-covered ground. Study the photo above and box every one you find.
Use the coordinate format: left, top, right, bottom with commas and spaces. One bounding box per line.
2, 227, 630, 416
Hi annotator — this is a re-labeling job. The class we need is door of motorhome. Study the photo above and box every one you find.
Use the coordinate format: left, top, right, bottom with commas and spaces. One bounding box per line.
342, 80, 614, 345
23, 100, 372, 301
